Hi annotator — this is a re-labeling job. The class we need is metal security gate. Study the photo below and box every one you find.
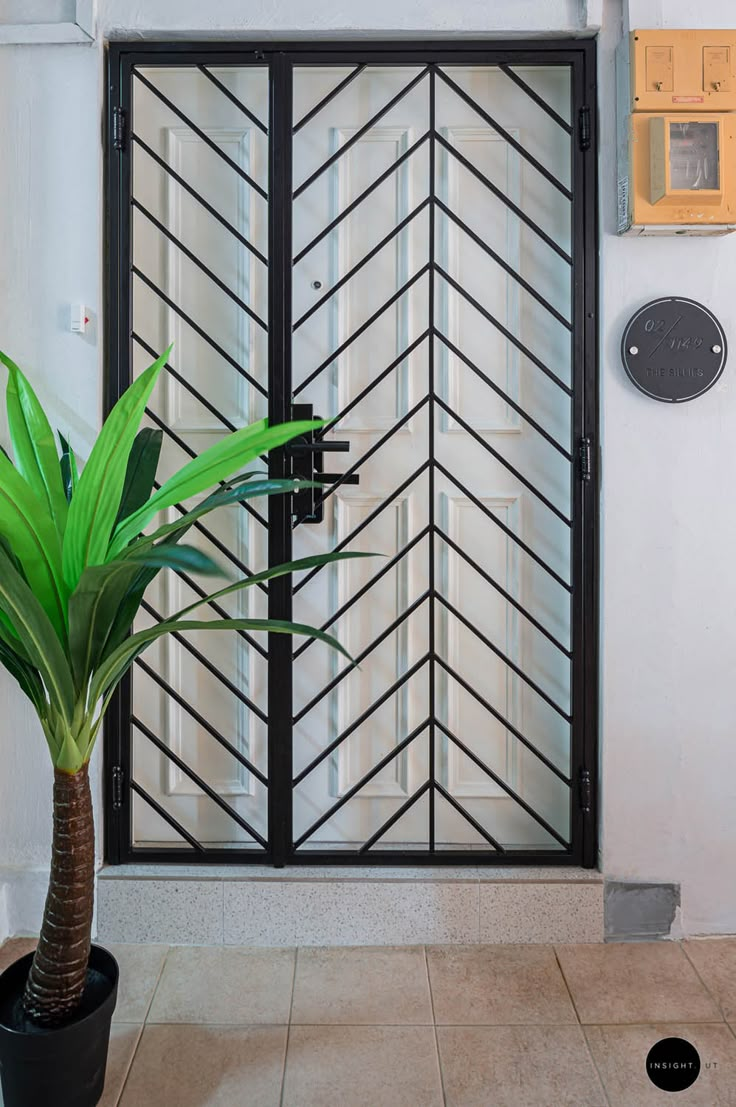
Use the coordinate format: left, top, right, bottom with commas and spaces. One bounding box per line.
105, 41, 598, 867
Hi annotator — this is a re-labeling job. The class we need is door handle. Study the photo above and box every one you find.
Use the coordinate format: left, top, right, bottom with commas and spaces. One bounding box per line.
285, 439, 350, 455
290, 403, 359, 524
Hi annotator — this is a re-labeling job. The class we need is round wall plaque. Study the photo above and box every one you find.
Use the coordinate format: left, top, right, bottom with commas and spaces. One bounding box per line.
621, 297, 727, 403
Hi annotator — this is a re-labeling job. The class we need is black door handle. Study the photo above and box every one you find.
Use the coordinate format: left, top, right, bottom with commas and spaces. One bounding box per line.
290, 403, 360, 523
285, 439, 350, 455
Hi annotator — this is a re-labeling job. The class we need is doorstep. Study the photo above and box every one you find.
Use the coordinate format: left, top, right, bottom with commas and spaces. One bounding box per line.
96, 865, 604, 947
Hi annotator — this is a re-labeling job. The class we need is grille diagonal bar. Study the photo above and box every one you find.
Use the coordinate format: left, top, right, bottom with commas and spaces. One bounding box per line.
293, 198, 431, 331
434, 330, 572, 458
293, 717, 430, 848
293, 67, 429, 198
498, 64, 572, 134
433, 782, 505, 852
292, 461, 431, 592
292, 654, 431, 785
293, 525, 431, 658
132, 134, 268, 265
134, 334, 238, 433
293, 131, 430, 264
309, 395, 429, 513
437, 656, 571, 785
359, 780, 431, 853
435, 264, 571, 394
435, 66, 572, 199
435, 131, 572, 264
141, 599, 269, 723
293, 264, 430, 396
132, 715, 268, 848
197, 65, 269, 133
435, 398, 571, 526
320, 331, 430, 437
436, 720, 570, 849
434, 198, 571, 330
436, 590, 571, 718
435, 529, 572, 656
137, 658, 268, 784
134, 69, 268, 199
130, 780, 206, 852
294, 64, 367, 133
144, 410, 268, 529
132, 199, 268, 333
434, 461, 571, 591
133, 267, 269, 396
294, 590, 430, 722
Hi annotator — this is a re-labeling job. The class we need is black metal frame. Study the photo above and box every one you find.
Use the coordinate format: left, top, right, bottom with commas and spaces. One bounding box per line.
105, 38, 599, 868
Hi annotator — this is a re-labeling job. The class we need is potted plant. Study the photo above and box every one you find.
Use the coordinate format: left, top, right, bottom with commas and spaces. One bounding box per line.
0, 346, 362, 1107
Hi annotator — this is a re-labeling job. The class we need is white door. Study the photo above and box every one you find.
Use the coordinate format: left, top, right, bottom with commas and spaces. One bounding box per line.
121, 55, 578, 858
289, 63, 573, 853
129, 63, 271, 849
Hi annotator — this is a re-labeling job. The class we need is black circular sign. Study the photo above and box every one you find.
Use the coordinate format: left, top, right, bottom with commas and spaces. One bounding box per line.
621, 296, 726, 403
646, 1037, 701, 1092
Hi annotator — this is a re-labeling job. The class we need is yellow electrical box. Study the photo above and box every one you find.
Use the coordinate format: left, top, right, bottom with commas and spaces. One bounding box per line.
629, 29, 736, 112
618, 29, 736, 234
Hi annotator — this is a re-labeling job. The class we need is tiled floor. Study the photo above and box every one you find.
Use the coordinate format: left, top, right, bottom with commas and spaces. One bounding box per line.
2, 937, 736, 1105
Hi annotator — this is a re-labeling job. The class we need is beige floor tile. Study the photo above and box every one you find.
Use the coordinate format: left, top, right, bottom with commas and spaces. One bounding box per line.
427, 944, 578, 1025
119, 1024, 287, 1107
437, 1025, 607, 1107
147, 945, 295, 1024
684, 939, 736, 1020
0, 938, 36, 975
99, 1024, 143, 1107
585, 1022, 736, 1106
282, 1025, 443, 1107
556, 942, 722, 1024
291, 946, 433, 1025
105, 943, 168, 1023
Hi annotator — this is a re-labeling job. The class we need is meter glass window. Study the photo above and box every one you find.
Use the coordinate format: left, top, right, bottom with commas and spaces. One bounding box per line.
669, 121, 719, 190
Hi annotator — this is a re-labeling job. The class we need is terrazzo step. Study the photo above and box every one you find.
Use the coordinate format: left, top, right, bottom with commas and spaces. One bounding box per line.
96, 865, 604, 946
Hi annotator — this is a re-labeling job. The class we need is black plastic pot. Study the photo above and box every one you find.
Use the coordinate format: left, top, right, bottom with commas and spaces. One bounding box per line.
0, 944, 119, 1107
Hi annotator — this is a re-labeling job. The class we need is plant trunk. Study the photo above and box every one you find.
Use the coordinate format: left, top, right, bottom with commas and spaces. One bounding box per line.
22, 762, 95, 1026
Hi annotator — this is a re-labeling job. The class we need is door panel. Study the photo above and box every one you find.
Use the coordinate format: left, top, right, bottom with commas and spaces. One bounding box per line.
105, 43, 597, 866
128, 64, 270, 849
290, 63, 573, 853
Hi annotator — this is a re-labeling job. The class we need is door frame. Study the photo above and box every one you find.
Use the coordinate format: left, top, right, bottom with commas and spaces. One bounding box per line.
104, 38, 599, 867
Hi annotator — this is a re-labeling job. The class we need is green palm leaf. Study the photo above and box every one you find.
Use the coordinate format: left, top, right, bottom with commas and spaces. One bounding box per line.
108, 419, 324, 556
0, 450, 67, 639
0, 636, 46, 715
58, 432, 79, 504
88, 615, 353, 718
0, 545, 75, 721
168, 551, 376, 622
0, 351, 68, 537
68, 545, 225, 693
117, 478, 318, 557
114, 427, 162, 527
62, 345, 171, 588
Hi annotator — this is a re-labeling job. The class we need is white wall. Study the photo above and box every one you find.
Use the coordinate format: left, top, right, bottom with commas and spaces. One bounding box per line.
1, 0, 735, 938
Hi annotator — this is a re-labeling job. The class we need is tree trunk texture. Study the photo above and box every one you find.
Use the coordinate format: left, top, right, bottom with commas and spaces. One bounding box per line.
23, 762, 95, 1026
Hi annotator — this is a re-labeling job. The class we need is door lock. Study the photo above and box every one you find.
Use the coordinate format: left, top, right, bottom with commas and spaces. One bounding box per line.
288, 403, 359, 523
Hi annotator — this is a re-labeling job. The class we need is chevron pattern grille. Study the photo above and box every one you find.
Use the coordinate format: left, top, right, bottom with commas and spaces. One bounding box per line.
107, 45, 596, 866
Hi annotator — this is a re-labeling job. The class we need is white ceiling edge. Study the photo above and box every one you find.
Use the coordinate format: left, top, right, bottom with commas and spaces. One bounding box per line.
0, 0, 95, 44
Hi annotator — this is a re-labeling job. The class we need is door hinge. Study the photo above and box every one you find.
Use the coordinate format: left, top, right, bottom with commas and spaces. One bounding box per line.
112, 106, 127, 152
579, 436, 592, 482
578, 105, 591, 151
579, 768, 592, 814
112, 765, 124, 810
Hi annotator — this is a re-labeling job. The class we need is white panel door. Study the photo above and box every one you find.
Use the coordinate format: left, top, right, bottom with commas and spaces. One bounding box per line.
128, 64, 271, 849
289, 63, 573, 853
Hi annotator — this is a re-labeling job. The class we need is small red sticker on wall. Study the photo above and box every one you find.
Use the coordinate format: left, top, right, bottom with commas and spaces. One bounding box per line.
672, 95, 705, 102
